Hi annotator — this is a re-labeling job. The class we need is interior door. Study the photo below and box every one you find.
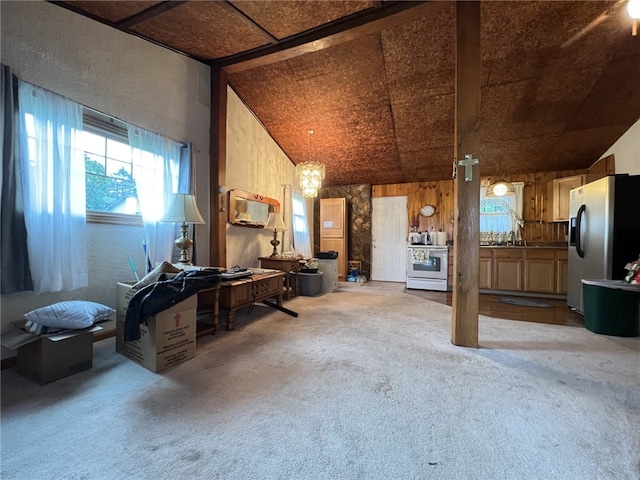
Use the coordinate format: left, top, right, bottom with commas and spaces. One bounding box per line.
371, 196, 408, 282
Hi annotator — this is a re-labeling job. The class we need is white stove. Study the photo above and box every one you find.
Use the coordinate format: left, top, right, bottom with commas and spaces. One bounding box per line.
406, 245, 448, 291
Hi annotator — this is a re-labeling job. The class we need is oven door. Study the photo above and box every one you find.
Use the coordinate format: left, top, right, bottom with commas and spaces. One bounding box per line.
407, 248, 447, 279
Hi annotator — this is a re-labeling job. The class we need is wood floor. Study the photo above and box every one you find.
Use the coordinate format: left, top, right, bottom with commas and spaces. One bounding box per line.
404, 289, 585, 328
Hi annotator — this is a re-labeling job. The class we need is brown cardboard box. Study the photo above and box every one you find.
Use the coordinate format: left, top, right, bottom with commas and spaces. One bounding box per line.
1, 321, 102, 385
116, 282, 197, 372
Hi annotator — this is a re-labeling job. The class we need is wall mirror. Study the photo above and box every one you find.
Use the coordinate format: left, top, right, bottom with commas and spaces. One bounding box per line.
228, 189, 280, 228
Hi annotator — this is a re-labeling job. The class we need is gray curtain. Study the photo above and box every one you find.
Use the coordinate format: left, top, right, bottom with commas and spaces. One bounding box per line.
1, 63, 33, 293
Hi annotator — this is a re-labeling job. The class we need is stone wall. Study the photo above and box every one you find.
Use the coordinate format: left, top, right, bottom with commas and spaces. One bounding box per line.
314, 184, 371, 279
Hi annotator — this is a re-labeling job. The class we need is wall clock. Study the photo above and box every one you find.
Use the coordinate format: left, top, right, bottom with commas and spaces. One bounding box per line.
420, 205, 435, 217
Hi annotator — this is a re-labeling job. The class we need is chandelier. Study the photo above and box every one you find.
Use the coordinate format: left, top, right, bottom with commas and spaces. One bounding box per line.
297, 130, 325, 198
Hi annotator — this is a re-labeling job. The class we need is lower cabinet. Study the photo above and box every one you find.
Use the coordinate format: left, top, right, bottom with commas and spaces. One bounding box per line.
477, 247, 568, 295
556, 250, 569, 294
493, 249, 523, 291
524, 250, 556, 293
449, 247, 568, 295
478, 251, 492, 289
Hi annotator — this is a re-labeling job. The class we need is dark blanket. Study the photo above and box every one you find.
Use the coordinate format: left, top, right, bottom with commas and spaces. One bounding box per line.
123, 269, 221, 341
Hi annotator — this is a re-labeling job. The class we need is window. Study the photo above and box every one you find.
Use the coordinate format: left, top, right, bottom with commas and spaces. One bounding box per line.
290, 189, 312, 258
480, 196, 516, 233
82, 110, 140, 222
479, 182, 524, 240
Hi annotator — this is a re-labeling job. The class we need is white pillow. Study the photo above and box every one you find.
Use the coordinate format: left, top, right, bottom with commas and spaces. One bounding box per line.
24, 301, 115, 330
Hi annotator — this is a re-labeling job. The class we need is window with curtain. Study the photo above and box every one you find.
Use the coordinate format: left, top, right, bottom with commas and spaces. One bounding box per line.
291, 190, 312, 259
18, 81, 88, 294
127, 125, 183, 268
17, 79, 188, 292
479, 182, 524, 239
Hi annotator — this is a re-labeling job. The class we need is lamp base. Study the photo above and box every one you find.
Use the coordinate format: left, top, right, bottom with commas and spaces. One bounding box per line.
270, 231, 280, 257
175, 222, 194, 265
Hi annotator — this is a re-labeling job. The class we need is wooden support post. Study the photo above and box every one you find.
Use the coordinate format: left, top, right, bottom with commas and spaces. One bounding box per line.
210, 66, 228, 268
451, 0, 481, 348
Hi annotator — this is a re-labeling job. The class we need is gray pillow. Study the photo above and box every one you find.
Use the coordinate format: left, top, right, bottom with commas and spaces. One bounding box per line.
24, 301, 115, 330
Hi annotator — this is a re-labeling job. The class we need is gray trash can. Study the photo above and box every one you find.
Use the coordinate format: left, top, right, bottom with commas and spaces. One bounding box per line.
582, 279, 640, 337
297, 272, 323, 296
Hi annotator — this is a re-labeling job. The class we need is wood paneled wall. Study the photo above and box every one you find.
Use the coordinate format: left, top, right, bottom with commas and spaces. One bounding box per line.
372, 156, 614, 244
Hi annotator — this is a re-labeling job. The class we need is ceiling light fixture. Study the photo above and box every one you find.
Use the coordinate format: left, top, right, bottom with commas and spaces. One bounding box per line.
628, 0, 640, 35
297, 130, 325, 198
486, 180, 515, 197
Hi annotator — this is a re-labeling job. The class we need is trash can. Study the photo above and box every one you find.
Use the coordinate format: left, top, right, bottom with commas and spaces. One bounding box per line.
297, 272, 323, 296
582, 279, 640, 337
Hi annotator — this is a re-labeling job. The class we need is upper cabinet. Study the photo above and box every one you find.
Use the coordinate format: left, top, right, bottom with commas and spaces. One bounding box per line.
545, 175, 585, 222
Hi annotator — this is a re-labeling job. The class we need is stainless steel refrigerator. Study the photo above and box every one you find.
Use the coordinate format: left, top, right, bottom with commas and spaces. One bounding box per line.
567, 174, 640, 314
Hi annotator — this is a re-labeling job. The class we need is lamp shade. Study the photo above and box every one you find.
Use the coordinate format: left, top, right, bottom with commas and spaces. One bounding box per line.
162, 194, 205, 224
264, 212, 287, 232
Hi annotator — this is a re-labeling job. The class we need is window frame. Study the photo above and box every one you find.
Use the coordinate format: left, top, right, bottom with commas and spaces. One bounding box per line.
83, 109, 143, 225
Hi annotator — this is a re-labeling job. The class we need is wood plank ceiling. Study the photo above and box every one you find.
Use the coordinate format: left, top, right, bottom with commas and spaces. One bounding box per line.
53, 1, 640, 187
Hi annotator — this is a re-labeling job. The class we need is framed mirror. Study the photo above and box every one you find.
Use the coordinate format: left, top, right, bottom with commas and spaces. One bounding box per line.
228, 189, 280, 228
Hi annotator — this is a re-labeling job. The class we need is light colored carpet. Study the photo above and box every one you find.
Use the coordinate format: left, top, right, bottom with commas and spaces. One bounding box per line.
2, 282, 639, 480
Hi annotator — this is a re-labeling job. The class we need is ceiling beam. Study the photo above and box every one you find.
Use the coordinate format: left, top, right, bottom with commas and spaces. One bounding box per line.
215, 0, 450, 74
49, 1, 210, 63
117, 1, 187, 29
217, 1, 279, 44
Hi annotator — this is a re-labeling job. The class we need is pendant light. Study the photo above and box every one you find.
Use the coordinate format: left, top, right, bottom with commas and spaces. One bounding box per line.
486, 180, 515, 197
296, 130, 325, 198
629, 0, 640, 36
485, 159, 514, 197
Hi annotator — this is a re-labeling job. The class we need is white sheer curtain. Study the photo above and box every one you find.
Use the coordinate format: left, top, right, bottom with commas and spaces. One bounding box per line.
291, 189, 312, 259
127, 125, 182, 269
18, 81, 88, 293
479, 182, 525, 234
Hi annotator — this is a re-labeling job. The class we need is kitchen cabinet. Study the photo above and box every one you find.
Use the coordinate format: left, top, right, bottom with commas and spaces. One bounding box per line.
448, 247, 568, 295
320, 198, 348, 281
545, 175, 584, 222
556, 250, 569, 294
524, 249, 556, 293
479, 249, 493, 289
493, 249, 523, 291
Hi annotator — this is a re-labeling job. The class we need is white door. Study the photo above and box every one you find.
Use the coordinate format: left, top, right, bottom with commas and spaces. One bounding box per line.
371, 196, 408, 282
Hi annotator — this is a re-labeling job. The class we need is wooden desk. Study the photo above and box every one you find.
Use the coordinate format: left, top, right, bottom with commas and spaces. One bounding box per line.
258, 256, 302, 299
197, 271, 286, 332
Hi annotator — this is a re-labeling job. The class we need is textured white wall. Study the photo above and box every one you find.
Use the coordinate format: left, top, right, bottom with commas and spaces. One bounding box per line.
603, 119, 640, 175
226, 88, 298, 268
0, 1, 211, 357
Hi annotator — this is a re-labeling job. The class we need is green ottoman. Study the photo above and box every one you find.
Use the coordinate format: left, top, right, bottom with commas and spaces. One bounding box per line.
582, 279, 640, 337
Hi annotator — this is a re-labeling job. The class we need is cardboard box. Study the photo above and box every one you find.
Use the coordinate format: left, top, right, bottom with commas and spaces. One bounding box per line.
1, 321, 102, 385
116, 282, 197, 373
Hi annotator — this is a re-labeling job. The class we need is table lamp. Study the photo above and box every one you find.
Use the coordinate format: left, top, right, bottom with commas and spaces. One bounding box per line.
264, 212, 287, 257
161, 194, 205, 265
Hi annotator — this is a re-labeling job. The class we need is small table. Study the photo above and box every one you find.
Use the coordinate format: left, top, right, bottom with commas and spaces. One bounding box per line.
198, 270, 286, 332
258, 256, 302, 299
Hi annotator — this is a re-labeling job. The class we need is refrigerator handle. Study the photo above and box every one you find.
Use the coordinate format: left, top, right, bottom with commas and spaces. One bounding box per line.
575, 204, 585, 258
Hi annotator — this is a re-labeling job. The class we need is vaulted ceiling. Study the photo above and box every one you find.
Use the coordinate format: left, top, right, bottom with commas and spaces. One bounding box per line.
53, 1, 640, 187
